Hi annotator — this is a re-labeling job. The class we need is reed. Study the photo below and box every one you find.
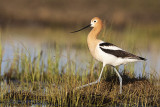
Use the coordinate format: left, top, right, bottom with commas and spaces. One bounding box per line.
0, 26, 160, 106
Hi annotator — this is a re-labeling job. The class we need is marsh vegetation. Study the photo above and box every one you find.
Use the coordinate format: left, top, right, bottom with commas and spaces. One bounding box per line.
0, 0, 160, 106
0, 25, 160, 106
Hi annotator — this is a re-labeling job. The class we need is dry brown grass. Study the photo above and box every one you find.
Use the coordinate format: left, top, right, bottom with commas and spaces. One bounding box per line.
1, 76, 159, 106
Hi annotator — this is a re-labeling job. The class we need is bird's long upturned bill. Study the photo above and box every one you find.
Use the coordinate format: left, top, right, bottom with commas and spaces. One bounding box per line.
71, 24, 91, 33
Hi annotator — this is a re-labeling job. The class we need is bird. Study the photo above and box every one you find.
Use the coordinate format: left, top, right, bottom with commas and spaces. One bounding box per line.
71, 17, 146, 94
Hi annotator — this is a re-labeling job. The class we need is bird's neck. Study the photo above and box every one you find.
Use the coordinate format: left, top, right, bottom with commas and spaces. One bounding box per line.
87, 25, 102, 44
87, 26, 102, 55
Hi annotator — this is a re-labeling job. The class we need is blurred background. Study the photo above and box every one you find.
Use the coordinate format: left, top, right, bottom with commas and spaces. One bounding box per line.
0, 0, 160, 76
0, 0, 160, 28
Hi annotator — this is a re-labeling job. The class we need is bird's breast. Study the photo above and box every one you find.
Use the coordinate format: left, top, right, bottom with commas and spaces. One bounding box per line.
87, 39, 103, 61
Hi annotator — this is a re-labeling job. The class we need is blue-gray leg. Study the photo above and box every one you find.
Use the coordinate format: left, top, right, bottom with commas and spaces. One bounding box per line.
113, 67, 122, 94
75, 64, 105, 90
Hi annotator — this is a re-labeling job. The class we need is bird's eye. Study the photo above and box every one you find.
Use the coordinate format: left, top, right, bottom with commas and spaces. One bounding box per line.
94, 20, 97, 23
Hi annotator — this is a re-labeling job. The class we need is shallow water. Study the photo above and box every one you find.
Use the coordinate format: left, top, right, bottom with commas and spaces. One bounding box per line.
1, 26, 160, 78
0, 26, 160, 106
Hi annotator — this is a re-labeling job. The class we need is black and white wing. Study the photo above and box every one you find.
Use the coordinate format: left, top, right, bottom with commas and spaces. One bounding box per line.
99, 42, 146, 60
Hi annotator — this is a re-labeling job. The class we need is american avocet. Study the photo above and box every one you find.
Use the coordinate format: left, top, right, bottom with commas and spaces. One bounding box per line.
71, 17, 146, 94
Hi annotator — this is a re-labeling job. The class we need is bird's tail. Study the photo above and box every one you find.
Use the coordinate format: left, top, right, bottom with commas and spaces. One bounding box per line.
138, 56, 147, 61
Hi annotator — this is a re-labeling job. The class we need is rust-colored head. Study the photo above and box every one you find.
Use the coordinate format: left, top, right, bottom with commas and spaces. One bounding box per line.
90, 17, 103, 28
71, 17, 103, 33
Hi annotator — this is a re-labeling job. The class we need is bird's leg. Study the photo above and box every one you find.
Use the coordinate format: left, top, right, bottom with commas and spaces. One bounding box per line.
113, 67, 122, 94
75, 64, 105, 90
97, 65, 105, 82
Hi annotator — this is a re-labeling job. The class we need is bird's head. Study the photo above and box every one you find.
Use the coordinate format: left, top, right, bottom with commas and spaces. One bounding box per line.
71, 17, 102, 33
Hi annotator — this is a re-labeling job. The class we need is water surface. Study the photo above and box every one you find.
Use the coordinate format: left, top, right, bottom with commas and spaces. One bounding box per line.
1, 26, 160, 78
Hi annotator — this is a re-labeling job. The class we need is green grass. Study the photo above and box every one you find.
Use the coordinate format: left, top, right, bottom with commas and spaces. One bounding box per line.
0, 45, 159, 106
0, 25, 160, 106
